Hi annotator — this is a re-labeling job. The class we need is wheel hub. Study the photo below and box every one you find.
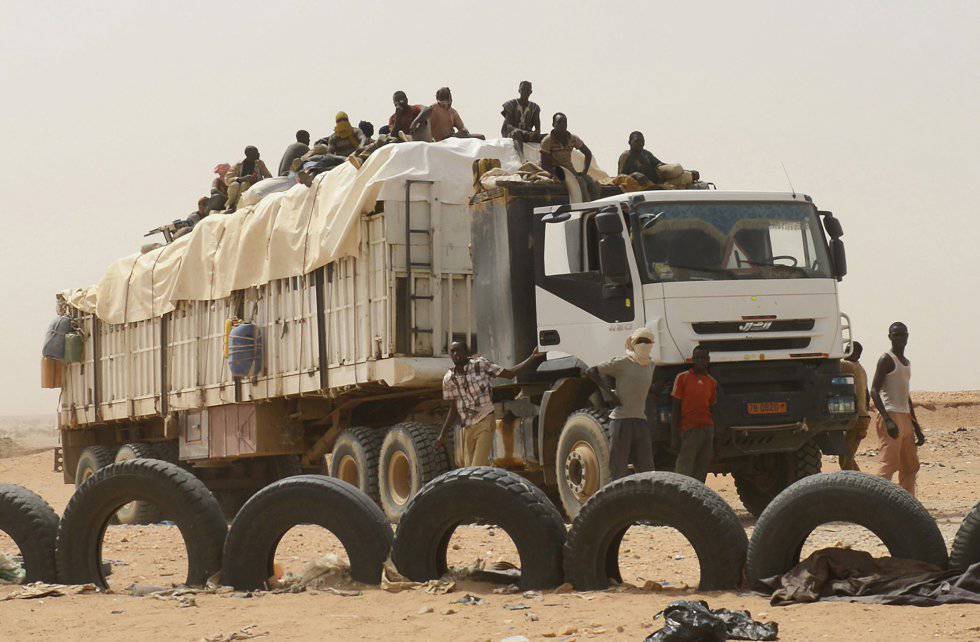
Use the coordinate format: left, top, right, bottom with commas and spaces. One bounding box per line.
337, 455, 360, 486
388, 451, 413, 505
564, 441, 600, 501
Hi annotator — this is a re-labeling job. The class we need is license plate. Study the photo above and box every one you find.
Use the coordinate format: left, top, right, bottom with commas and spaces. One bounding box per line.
747, 402, 788, 415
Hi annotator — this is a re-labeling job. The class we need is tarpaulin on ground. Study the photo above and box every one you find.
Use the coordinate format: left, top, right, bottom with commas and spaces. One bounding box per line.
759, 548, 980, 607
61, 138, 523, 324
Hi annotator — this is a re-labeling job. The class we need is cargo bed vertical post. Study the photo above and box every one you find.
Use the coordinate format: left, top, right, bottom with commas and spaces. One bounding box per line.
404, 179, 434, 355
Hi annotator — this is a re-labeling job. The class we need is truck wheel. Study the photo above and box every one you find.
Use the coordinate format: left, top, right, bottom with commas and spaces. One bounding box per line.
329, 427, 386, 504
378, 422, 448, 523
950, 501, 980, 571
733, 442, 821, 517
57, 459, 227, 588
745, 471, 948, 589
392, 467, 566, 589
152, 440, 179, 464
222, 475, 393, 589
0, 484, 60, 583
113, 443, 163, 525
555, 410, 611, 520
563, 472, 746, 591
74, 446, 115, 486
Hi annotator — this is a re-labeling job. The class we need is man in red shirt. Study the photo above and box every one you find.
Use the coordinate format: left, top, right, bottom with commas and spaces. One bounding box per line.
671, 345, 718, 483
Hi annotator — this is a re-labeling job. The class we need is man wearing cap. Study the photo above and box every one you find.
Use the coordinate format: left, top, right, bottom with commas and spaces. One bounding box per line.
587, 327, 658, 481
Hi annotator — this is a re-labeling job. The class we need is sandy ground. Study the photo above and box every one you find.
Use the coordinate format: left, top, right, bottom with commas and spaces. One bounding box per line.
1, 392, 979, 641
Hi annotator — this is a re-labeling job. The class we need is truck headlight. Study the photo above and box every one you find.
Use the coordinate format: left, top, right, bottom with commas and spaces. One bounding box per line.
831, 376, 855, 386
828, 396, 855, 414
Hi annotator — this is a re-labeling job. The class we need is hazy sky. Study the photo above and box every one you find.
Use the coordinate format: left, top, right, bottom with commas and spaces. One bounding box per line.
1, 1, 977, 415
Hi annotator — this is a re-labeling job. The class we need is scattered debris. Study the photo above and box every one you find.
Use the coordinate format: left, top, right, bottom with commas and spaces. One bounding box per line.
0, 553, 25, 584
452, 593, 484, 606
493, 584, 520, 595
418, 606, 434, 614
646, 600, 778, 642
0, 582, 99, 601
552, 583, 574, 594
200, 624, 269, 642
500, 636, 530, 642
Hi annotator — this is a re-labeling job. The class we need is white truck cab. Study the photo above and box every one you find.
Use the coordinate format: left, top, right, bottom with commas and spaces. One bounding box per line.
516, 189, 856, 517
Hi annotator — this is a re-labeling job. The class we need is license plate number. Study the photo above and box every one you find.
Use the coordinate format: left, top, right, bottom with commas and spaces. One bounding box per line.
747, 402, 788, 415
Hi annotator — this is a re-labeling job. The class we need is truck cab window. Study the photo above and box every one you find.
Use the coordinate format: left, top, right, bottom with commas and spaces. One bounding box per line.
536, 210, 634, 323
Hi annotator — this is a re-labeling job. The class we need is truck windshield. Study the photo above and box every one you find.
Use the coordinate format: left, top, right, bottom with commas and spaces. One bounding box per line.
635, 201, 832, 283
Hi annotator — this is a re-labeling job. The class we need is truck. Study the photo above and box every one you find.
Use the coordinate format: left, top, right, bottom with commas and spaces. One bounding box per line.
50, 141, 856, 522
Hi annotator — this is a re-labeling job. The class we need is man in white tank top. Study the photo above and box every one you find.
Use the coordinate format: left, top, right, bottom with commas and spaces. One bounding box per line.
870, 322, 925, 495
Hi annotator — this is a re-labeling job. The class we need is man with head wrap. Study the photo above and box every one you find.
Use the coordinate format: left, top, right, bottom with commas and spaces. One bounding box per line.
326, 112, 368, 156
587, 327, 658, 481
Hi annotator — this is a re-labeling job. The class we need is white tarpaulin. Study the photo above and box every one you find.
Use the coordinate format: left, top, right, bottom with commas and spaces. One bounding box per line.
63, 138, 523, 324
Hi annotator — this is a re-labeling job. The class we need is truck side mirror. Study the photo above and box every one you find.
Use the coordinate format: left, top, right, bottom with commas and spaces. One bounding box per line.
830, 238, 847, 281
820, 211, 844, 239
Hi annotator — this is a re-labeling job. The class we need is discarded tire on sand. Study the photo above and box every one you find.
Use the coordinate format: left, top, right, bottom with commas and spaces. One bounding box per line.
746, 471, 948, 589
950, 501, 980, 571
57, 459, 227, 588
112, 442, 163, 525
222, 475, 393, 589
392, 467, 566, 589
562, 472, 747, 591
0, 484, 60, 582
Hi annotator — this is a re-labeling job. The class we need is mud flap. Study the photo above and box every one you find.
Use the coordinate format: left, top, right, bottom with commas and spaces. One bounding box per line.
813, 430, 848, 456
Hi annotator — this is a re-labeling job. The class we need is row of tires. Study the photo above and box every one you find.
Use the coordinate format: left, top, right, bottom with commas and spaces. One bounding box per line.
2, 461, 979, 591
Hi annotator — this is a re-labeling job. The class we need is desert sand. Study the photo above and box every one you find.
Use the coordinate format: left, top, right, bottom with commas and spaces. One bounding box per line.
1, 392, 979, 641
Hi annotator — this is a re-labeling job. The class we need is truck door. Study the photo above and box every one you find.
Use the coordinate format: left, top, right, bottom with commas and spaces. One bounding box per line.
534, 205, 644, 365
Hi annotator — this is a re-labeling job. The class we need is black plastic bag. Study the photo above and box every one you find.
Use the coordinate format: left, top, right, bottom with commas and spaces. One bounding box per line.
645, 600, 778, 641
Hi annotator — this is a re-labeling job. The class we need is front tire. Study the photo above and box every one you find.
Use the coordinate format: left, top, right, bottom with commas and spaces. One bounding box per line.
733, 442, 822, 517
555, 410, 611, 520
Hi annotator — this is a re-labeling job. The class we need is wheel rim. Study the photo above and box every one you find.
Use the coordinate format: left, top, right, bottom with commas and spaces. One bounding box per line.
564, 440, 600, 501
114, 449, 141, 523
337, 455, 360, 487
387, 451, 413, 506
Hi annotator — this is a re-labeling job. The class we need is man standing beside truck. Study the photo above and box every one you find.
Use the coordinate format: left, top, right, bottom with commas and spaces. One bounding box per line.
671, 345, 718, 484
838, 341, 872, 471
586, 328, 657, 481
871, 322, 924, 495
437, 342, 546, 468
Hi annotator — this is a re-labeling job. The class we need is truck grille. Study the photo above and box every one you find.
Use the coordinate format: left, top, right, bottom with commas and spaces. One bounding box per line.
692, 319, 815, 334
699, 337, 811, 352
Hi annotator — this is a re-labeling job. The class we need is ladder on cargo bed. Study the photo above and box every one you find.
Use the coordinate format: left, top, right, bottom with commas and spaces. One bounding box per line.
404, 180, 435, 355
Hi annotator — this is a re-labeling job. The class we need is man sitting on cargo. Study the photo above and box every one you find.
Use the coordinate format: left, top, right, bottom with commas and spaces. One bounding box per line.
617, 131, 664, 183
278, 129, 310, 176
389, 90, 423, 140
671, 345, 718, 483
437, 341, 547, 468
411, 87, 472, 142
325, 112, 368, 156
540, 113, 598, 201
224, 146, 272, 213
501, 80, 542, 143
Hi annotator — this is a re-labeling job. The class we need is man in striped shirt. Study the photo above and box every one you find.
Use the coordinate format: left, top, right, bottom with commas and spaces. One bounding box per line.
437, 341, 546, 467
